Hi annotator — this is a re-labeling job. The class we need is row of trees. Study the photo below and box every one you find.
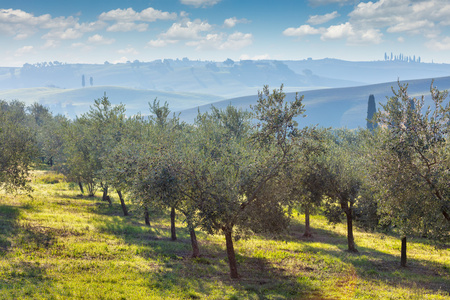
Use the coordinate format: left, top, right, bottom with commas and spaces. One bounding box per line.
81, 75, 93, 87
384, 52, 421, 63
1, 83, 449, 277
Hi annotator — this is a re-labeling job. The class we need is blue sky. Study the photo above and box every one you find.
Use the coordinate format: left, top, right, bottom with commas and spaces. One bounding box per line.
1, 0, 450, 66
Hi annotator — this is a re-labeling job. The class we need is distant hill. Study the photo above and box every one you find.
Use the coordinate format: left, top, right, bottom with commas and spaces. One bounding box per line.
284, 59, 450, 85
1, 58, 449, 126
0, 86, 223, 119
177, 76, 450, 129
2, 58, 448, 100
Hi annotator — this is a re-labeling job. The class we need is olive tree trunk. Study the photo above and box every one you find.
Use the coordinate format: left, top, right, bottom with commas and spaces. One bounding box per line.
189, 226, 200, 258
401, 236, 407, 267
170, 206, 176, 241
144, 205, 150, 226
78, 181, 84, 194
303, 204, 312, 237
224, 228, 239, 279
116, 190, 128, 216
102, 185, 111, 205
344, 200, 358, 253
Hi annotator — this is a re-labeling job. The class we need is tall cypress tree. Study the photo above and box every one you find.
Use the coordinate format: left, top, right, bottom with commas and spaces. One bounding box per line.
367, 94, 377, 131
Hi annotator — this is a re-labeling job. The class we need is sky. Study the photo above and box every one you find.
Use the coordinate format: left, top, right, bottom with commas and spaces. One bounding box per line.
1, 0, 450, 66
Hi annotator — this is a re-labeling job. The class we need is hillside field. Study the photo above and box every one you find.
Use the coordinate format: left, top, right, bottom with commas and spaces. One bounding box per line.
0, 170, 448, 299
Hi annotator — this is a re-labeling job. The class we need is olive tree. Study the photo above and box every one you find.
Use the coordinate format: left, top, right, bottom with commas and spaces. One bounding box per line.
292, 128, 329, 237
373, 81, 450, 266
181, 85, 305, 278
321, 129, 369, 253
0, 100, 38, 192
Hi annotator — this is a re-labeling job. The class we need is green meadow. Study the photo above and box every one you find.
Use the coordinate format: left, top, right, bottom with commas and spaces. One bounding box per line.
0, 170, 448, 300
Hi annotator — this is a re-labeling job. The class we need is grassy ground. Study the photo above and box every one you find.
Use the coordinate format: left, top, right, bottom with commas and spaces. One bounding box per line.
0, 171, 449, 299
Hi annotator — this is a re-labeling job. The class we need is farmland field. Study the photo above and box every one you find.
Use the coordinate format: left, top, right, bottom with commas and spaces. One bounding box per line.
0, 170, 449, 299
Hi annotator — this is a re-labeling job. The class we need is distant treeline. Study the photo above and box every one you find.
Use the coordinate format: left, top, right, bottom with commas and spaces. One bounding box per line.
384, 52, 421, 63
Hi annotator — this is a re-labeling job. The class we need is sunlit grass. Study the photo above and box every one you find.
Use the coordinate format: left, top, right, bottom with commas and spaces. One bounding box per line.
0, 171, 448, 299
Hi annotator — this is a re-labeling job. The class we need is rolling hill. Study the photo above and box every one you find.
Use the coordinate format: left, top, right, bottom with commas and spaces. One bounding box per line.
1, 58, 449, 127
0, 86, 224, 119
177, 76, 450, 129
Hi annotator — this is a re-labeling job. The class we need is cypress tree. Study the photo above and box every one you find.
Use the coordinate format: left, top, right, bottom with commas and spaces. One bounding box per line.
367, 94, 378, 131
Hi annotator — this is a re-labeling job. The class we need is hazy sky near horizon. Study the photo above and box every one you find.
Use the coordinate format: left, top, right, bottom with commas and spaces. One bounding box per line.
1, 0, 450, 66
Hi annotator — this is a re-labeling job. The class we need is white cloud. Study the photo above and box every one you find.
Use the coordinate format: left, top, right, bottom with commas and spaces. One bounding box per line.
398, 36, 405, 42
43, 28, 84, 40
42, 39, 60, 49
0, 8, 50, 38
71, 42, 93, 51
107, 22, 148, 32
428, 36, 450, 50
87, 34, 115, 45
99, 7, 176, 23
41, 16, 79, 29
99, 7, 176, 33
41, 20, 104, 41
0, 8, 50, 31
15, 46, 34, 56
351, 28, 383, 44
186, 32, 252, 50
223, 17, 248, 28
387, 20, 434, 34
118, 47, 139, 55
186, 33, 221, 49
99, 8, 136, 22
219, 32, 252, 50
139, 7, 177, 22
283, 25, 322, 37
147, 39, 178, 47
348, 0, 446, 37
180, 0, 221, 8
307, 11, 339, 25
162, 19, 212, 40
0, 8, 94, 43
321, 22, 354, 40
320, 22, 382, 44
14, 33, 29, 40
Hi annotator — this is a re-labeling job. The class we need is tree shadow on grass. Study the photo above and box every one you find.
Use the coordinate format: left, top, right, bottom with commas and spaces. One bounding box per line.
0, 204, 21, 253
0, 203, 57, 254
282, 218, 450, 297
85, 201, 325, 299
57, 193, 448, 299
141, 244, 323, 300
0, 204, 55, 297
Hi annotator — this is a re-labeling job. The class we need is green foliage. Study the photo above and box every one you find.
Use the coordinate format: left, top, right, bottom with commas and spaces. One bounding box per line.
0, 100, 38, 192
59, 94, 127, 196
373, 81, 450, 242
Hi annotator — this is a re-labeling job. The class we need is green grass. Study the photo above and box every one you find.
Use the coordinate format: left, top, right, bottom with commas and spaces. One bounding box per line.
0, 171, 448, 299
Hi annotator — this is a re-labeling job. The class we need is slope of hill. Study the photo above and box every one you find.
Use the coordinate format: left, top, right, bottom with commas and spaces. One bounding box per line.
0, 86, 223, 118
177, 76, 450, 129
0, 172, 448, 299
2, 60, 357, 99
284, 59, 450, 85
5, 58, 448, 100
